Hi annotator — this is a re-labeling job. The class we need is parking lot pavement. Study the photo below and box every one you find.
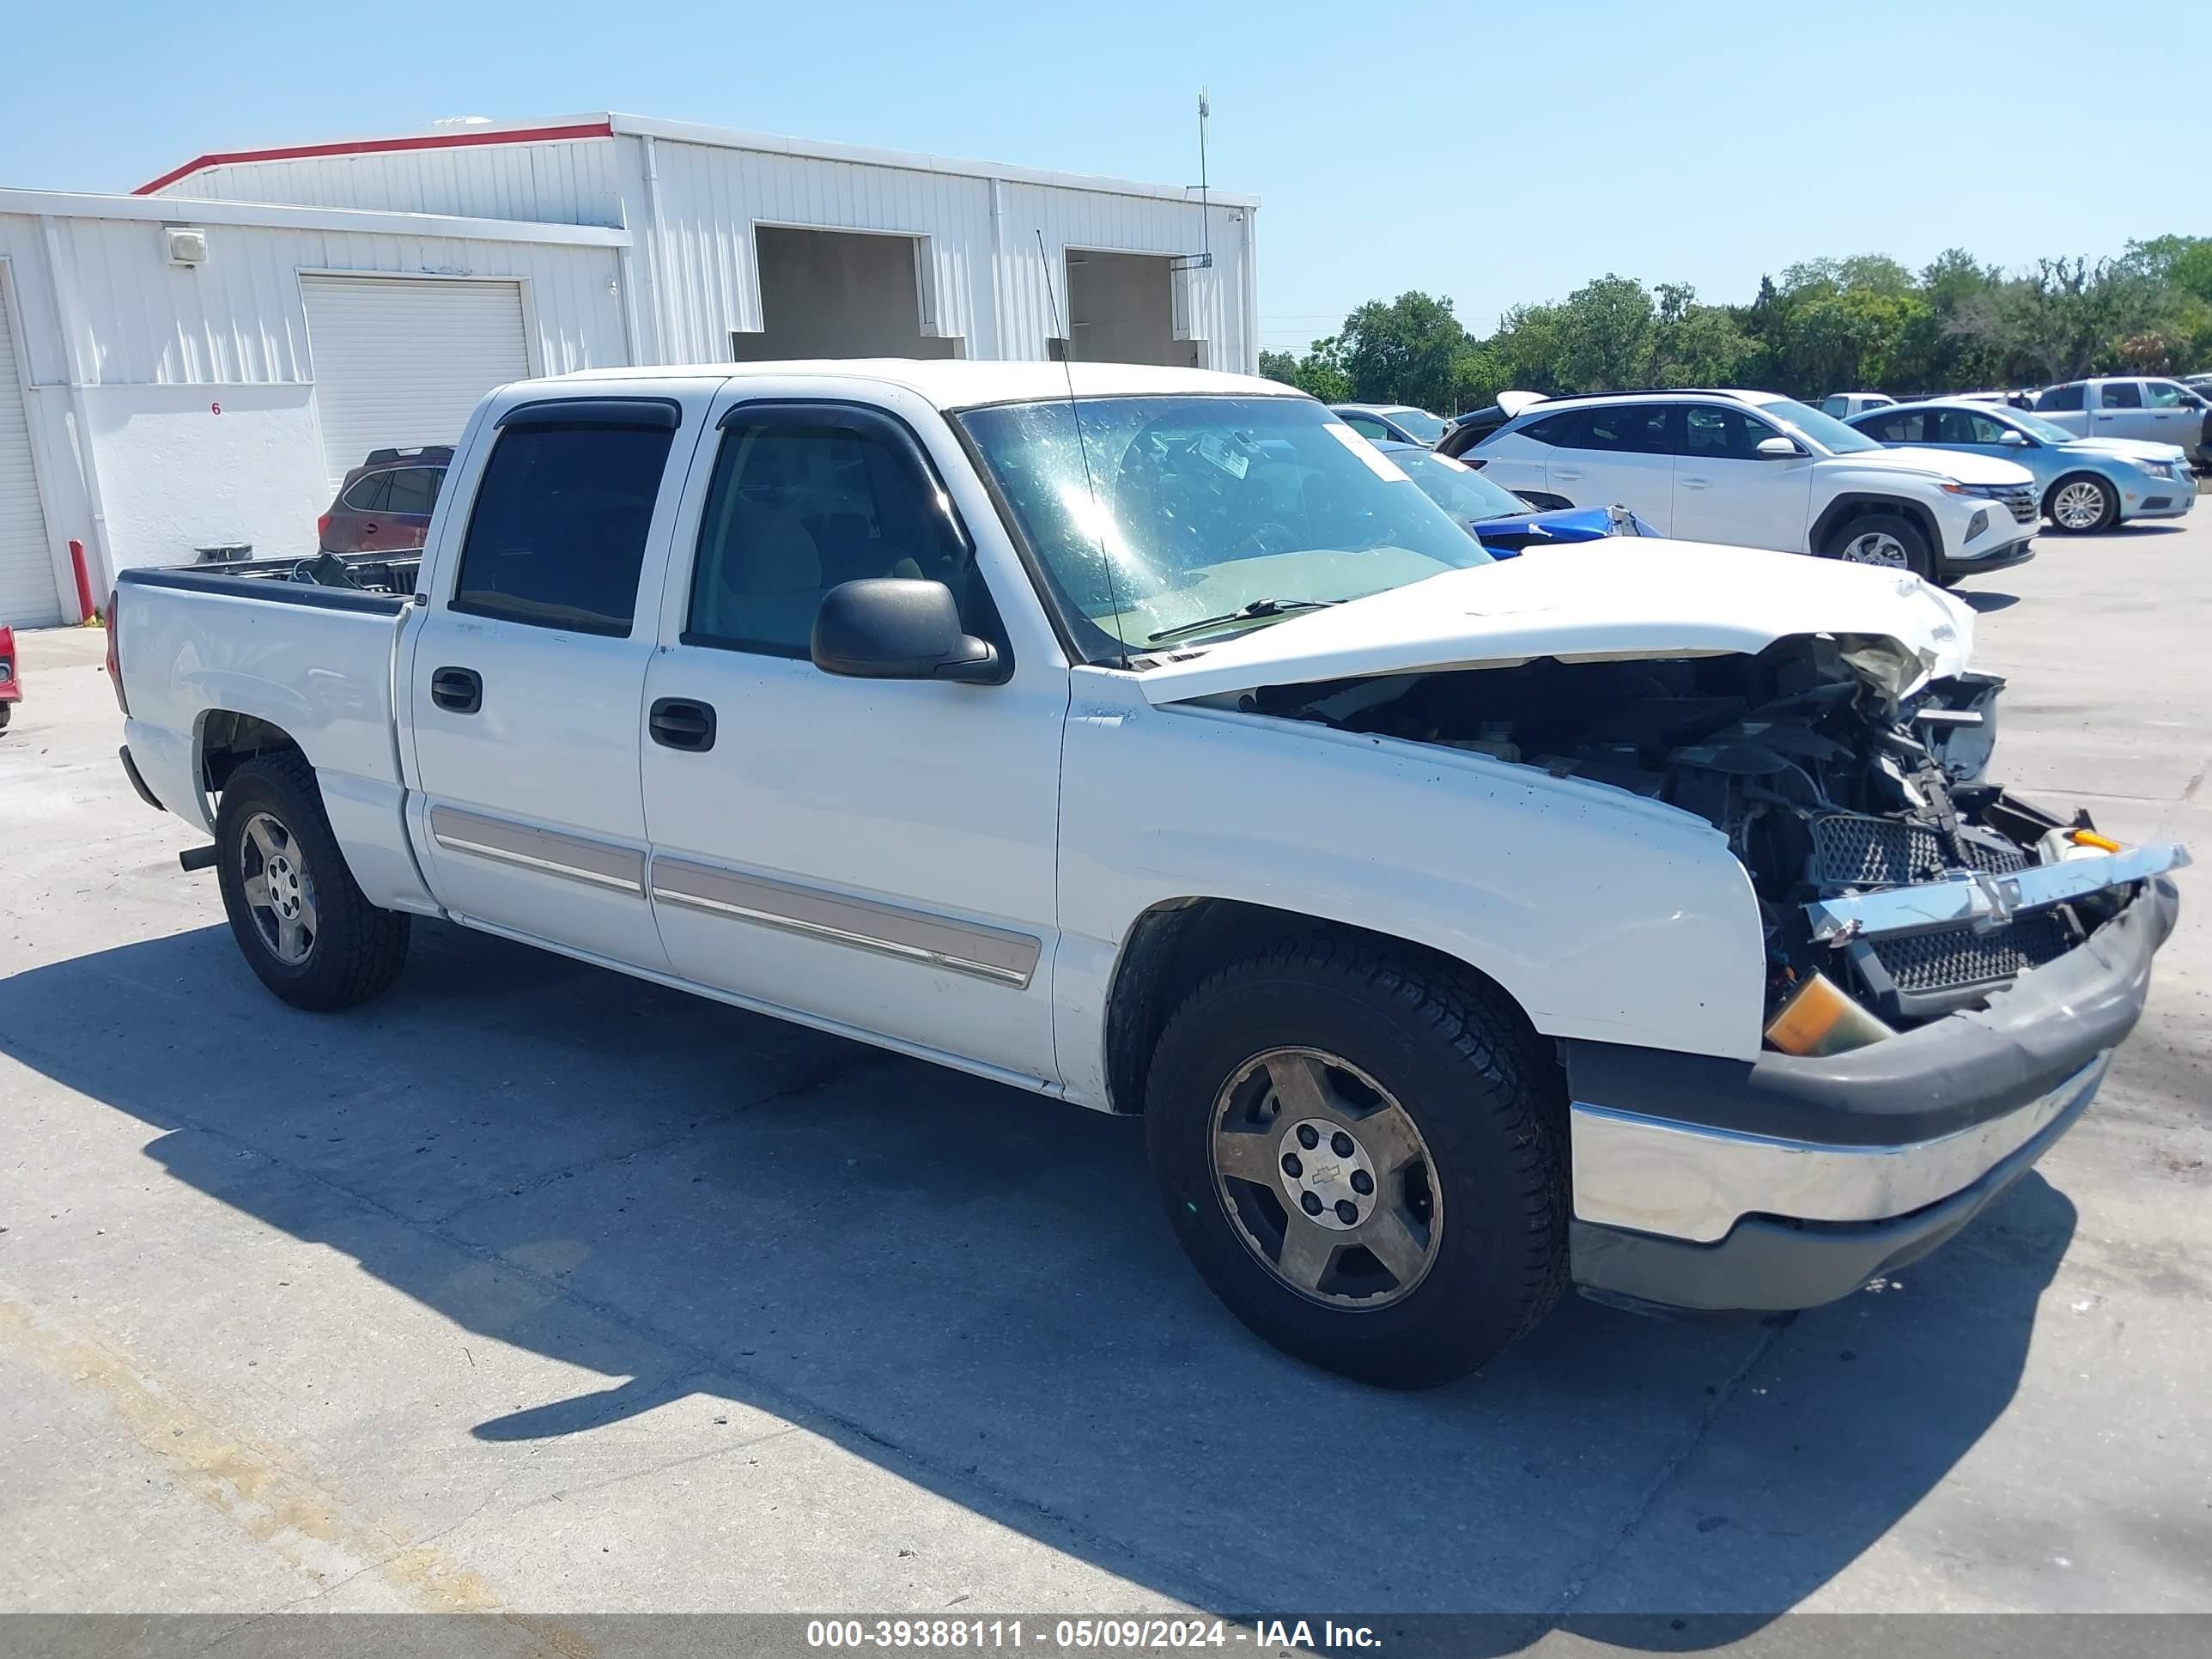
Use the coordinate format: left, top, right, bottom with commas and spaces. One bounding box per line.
1, 516, 2208, 1634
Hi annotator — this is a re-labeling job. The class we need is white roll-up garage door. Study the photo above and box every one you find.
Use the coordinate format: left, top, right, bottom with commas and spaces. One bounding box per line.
0, 283, 61, 629
302, 276, 531, 489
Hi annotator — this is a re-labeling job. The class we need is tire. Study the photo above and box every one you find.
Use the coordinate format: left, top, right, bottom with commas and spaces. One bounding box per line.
1144, 938, 1568, 1389
0, 704, 10, 732
2045, 472, 2118, 534
1823, 511, 1934, 580
214, 751, 410, 1011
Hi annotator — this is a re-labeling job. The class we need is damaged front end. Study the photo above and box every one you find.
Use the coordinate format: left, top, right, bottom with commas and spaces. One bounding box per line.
1250, 635, 2189, 1046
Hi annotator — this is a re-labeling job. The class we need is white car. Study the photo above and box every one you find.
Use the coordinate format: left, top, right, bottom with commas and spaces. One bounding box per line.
1470, 389, 2039, 583
109, 362, 2184, 1387
1820, 392, 1897, 420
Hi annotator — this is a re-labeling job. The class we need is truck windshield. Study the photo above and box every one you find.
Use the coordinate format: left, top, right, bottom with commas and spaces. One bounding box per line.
957, 395, 1491, 659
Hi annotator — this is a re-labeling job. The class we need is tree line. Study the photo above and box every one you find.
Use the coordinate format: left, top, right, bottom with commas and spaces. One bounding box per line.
1259, 237, 2212, 415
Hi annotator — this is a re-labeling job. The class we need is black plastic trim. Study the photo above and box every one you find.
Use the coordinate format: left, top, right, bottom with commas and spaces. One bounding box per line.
116, 566, 409, 617
1562, 878, 2177, 1148
1810, 492, 1941, 561
117, 744, 164, 811
496, 397, 681, 430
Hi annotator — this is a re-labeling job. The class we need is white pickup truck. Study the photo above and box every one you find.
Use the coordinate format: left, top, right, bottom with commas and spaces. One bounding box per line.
110, 362, 2186, 1387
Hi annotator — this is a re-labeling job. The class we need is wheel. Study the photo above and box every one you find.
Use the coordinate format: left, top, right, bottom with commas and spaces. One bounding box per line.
1145, 938, 1568, 1388
0, 704, 10, 732
2045, 473, 2118, 533
1825, 512, 1934, 580
214, 751, 410, 1010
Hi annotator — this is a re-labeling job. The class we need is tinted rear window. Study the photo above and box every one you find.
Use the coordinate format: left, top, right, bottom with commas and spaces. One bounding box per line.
452, 425, 674, 635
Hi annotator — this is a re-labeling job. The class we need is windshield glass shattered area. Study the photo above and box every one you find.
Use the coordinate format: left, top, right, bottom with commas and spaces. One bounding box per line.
957, 396, 1491, 659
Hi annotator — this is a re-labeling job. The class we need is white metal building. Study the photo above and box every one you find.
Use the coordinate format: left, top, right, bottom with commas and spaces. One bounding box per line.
0, 112, 1258, 626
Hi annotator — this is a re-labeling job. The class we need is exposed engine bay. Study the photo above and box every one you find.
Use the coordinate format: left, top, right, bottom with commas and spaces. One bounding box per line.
1249, 635, 2128, 1037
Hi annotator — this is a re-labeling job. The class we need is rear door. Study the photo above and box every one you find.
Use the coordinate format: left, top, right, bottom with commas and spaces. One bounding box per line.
2090, 380, 2148, 442
379, 465, 444, 552
637, 384, 1066, 1084
1535, 403, 1679, 530
402, 384, 714, 968
1668, 404, 1814, 551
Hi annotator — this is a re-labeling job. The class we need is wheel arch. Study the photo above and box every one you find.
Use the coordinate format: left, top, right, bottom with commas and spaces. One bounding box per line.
1811, 492, 1939, 557
196, 709, 307, 810
1099, 896, 1547, 1118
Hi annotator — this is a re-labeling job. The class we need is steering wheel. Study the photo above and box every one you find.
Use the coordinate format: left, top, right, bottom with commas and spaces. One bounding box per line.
1225, 521, 1298, 559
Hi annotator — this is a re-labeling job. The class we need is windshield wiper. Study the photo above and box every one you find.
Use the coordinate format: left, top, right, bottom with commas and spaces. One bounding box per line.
1147, 596, 1339, 644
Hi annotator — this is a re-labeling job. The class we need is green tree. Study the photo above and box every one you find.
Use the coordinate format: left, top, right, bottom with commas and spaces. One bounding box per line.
1552, 275, 1656, 392
1336, 292, 1475, 411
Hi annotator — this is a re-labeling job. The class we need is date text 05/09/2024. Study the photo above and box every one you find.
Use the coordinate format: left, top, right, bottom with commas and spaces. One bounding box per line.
804, 1618, 1384, 1651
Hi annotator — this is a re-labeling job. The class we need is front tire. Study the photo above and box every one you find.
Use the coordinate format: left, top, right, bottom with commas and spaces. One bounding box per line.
214, 752, 410, 1010
1145, 939, 1568, 1388
1824, 511, 1935, 580
2045, 473, 2118, 533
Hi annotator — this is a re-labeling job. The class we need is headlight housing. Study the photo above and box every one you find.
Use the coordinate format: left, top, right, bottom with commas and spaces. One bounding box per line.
2135, 459, 2178, 480
1940, 481, 2013, 499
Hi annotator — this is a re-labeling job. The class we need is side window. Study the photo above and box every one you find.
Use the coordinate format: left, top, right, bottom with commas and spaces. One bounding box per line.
1930, 409, 1994, 445
687, 410, 970, 658
2037, 384, 2085, 412
1521, 410, 1583, 447
2142, 381, 2187, 409
341, 472, 392, 512
1679, 405, 1773, 460
1859, 414, 1901, 443
1967, 412, 2012, 445
1340, 414, 1389, 440
451, 414, 677, 636
385, 467, 441, 514
1536, 404, 1671, 453
2100, 381, 2142, 409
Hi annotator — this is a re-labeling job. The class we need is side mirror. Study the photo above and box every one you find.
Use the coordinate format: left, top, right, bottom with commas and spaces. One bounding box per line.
811, 578, 1003, 684
1755, 435, 1802, 459
1997, 429, 2027, 446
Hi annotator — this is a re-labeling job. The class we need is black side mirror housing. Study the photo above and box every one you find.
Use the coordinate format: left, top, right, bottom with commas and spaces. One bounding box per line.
811, 578, 1004, 684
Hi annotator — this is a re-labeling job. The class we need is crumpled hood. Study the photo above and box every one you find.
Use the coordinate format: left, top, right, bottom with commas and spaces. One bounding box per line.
1138, 539, 1976, 704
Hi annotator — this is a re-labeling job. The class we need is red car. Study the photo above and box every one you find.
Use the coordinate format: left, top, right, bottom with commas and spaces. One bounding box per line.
0, 623, 19, 732
316, 446, 452, 554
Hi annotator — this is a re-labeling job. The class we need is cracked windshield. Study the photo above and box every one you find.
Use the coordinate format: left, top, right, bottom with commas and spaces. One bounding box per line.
957, 396, 1492, 658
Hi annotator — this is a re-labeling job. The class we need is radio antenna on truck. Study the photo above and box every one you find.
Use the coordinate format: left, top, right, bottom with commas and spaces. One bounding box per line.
1037, 228, 1132, 668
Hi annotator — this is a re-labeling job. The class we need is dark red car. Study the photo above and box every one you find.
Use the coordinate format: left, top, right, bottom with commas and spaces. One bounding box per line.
317, 446, 453, 554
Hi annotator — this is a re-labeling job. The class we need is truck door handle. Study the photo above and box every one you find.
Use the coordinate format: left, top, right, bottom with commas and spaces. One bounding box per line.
649, 697, 717, 752
430, 666, 482, 714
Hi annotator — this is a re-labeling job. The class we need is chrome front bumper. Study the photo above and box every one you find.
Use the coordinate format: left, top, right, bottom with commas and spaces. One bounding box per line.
1571, 1053, 2107, 1244
1560, 872, 2180, 1313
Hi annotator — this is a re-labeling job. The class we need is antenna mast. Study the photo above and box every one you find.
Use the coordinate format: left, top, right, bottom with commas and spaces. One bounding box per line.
1174, 89, 1213, 273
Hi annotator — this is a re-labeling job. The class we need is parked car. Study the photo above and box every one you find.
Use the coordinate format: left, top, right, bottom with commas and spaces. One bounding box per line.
1820, 392, 1896, 420
109, 362, 2185, 1387
1328, 403, 1449, 447
1847, 399, 2195, 533
1371, 439, 1656, 555
0, 623, 17, 732
317, 446, 453, 554
1956, 390, 2040, 410
1439, 390, 1547, 453
2031, 379, 2212, 465
1465, 389, 2039, 583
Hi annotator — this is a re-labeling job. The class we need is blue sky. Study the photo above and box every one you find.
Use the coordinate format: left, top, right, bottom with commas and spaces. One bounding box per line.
7, 1, 2203, 352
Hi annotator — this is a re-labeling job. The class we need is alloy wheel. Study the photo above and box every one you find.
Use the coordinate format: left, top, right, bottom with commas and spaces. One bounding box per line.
240, 811, 319, 965
2052, 480, 2109, 531
1209, 1048, 1443, 1310
1839, 531, 1910, 568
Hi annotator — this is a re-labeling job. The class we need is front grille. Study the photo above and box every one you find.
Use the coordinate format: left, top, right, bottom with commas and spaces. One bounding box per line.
1868, 909, 2073, 994
1995, 484, 2037, 525
1809, 813, 2027, 889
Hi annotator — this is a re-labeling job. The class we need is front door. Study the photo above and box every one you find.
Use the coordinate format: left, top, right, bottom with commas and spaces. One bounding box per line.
2141, 380, 2201, 451
638, 388, 1066, 1085
1668, 404, 1814, 551
404, 388, 709, 969
2091, 380, 2149, 442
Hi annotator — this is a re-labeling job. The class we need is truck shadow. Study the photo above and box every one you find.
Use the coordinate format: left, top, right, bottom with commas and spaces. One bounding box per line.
0, 921, 2079, 1640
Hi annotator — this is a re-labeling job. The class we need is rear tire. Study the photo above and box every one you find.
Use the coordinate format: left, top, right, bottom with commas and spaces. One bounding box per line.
2045, 473, 2118, 533
0, 704, 10, 732
1823, 511, 1934, 580
1145, 938, 1568, 1389
214, 752, 410, 1011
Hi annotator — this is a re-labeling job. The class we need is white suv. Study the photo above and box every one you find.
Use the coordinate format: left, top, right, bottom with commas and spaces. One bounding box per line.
1468, 390, 2039, 583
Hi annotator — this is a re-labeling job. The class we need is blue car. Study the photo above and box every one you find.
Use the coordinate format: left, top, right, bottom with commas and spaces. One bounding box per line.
1846, 399, 2196, 534
1376, 440, 1654, 556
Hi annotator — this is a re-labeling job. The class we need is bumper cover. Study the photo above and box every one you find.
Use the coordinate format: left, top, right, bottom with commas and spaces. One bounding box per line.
1565, 875, 2179, 1312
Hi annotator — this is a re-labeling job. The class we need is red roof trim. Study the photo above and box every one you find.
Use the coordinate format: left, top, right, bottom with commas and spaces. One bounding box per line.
133, 120, 615, 196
